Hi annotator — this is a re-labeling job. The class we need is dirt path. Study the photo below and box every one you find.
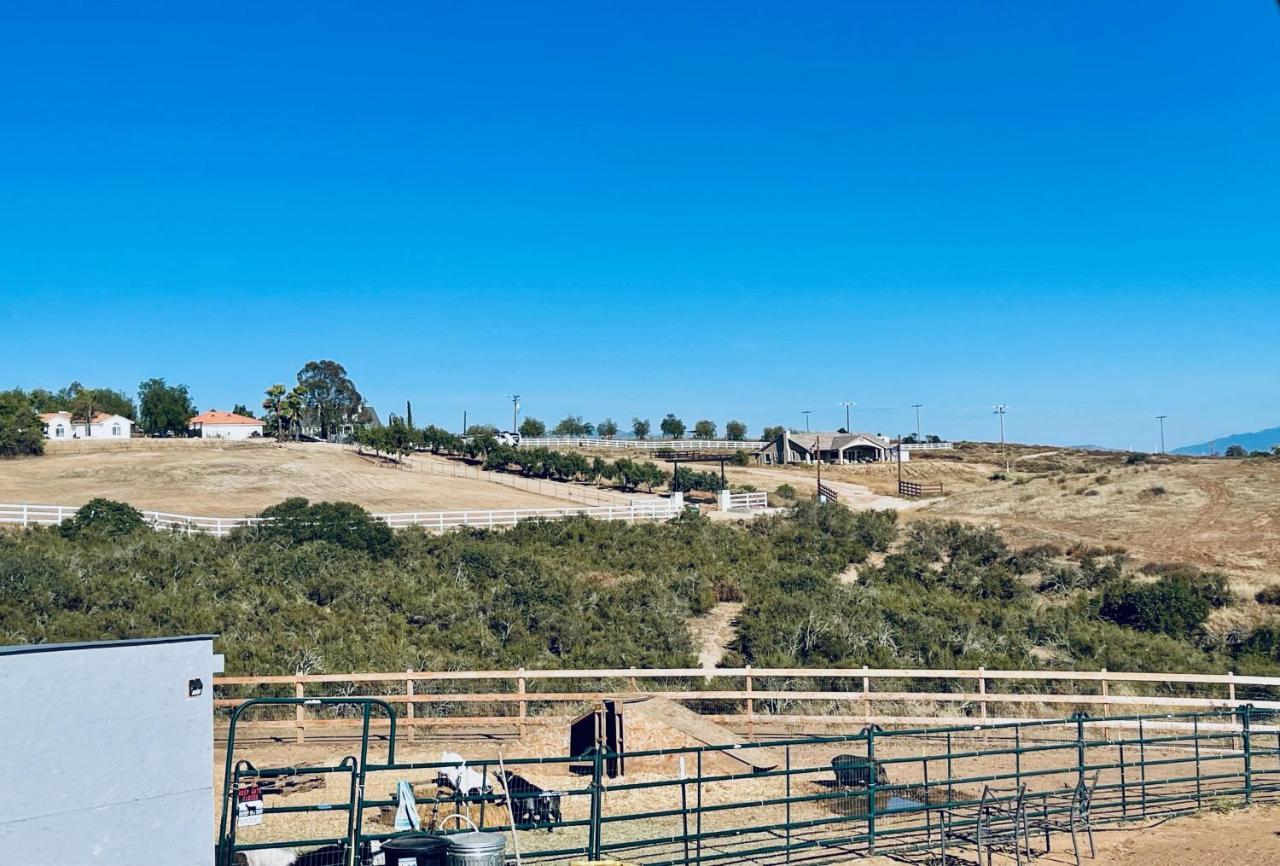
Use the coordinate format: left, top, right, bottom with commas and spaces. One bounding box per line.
688, 601, 743, 669
721, 465, 923, 511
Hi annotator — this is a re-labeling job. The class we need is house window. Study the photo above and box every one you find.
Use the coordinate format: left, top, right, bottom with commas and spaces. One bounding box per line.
112, 424, 121, 436
55, 424, 65, 438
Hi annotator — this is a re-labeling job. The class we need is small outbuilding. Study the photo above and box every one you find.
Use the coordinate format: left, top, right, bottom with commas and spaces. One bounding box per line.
0, 635, 223, 866
569, 697, 780, 777
188, 409, 264, 440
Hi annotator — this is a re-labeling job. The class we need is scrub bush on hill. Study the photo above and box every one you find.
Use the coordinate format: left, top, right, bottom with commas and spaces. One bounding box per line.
3, 502, 1280, 685
58, 498, 146, 539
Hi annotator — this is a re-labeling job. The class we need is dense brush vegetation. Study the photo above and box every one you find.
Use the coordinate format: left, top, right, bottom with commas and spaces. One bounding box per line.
2, 499, 1279, 683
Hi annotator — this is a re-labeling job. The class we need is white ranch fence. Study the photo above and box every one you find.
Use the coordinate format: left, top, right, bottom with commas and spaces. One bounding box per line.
519, 437, 764, 452
900, 441, 954, 452
718, 490, 769, 511
0, 500, 682, 537
350, 447, 635, 507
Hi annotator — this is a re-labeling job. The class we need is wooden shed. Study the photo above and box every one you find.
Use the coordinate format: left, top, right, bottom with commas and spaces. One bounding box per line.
569, 697, 780, 778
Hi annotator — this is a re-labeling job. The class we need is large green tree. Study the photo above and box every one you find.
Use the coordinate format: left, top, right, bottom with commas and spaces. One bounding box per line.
552, 415, 593, 436
692, 419, 717, 439
0, 390, 44, 457
660, 414, 686, 439
137, 378, 196, 436
296, 360, 364, 440
519, 417, 546, 437
631, 417, 651, 440
597, 418, 619, 438
725, 420, 748, 441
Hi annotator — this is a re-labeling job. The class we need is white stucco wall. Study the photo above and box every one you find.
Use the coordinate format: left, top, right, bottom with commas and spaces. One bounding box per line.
196, 423, 262, 440
0, 636, 221, 866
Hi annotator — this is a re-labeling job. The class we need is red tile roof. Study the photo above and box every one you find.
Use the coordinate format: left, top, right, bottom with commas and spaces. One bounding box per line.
189, 410, 261, 426
40, 411, 127, 424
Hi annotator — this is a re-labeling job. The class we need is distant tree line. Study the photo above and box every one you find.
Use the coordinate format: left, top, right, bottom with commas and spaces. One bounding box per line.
515, 414, 753, 441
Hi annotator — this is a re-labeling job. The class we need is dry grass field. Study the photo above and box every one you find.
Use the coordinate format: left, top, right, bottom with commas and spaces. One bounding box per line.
0, 439, 572, 515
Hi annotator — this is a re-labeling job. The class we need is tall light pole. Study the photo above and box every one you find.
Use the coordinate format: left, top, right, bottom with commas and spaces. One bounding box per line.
840, 401, 856, 433
802, 410, 812, 432
509, 394, 520, 433
1156, 415, 1167, 454
993, 404, 1008, 472
911, 404, 923, 441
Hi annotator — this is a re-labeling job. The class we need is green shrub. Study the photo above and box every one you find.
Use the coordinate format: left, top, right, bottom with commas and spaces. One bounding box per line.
58, 498, 146, 539
1125, 453, 1149, 465
247, 498, 396, 558
774, 484, 796, 500
1255, 586, 1280, 606
1095, 573, 1213, 634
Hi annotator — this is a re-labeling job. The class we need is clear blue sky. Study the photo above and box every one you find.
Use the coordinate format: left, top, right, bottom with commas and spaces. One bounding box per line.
2, 2, 1277, 450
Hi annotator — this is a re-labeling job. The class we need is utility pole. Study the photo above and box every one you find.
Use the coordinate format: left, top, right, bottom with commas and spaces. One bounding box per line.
911, 404, 923, 441
815, 435, 823, 503
802, 410, 812, 432
462, 410, 467, 436
993, 404, 1008, 472
841, 401, 856, 433
1156, 415, 1167, 454
510, 395, 521, 433
897, 432, 903, 494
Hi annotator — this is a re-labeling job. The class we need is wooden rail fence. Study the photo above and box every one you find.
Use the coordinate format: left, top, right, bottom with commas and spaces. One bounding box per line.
212, 665, 1280, 742
898, 480, 945, 497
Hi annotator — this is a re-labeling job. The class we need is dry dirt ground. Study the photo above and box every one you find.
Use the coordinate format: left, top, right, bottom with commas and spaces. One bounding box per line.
0, 439, 574, 515
217, 724, 1280, 864
918, 447, 1280, 592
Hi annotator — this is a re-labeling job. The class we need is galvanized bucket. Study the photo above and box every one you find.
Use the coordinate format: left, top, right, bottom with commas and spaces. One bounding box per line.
445, 831, 507, 866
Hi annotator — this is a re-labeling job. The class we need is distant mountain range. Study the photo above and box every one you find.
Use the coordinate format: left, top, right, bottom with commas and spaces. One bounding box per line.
1173, 425, 1280, 456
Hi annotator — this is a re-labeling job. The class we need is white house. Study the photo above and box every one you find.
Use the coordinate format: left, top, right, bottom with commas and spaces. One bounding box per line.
757, 430, 901, 464
40, 411, 133, 440
187, 409, 263, 440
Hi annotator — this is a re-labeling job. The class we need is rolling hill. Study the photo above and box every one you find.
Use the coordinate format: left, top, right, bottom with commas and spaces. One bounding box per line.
1173, 425, 1280, 456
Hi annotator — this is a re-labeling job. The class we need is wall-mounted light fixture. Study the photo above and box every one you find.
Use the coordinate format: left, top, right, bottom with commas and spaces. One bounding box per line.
188, 678, 204, 698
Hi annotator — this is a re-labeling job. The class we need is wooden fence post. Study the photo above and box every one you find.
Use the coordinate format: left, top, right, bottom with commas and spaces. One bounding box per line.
294, 679, 306, 745
745, 665, 754, 741
862, 665, 871, 723
405, 671, 416, 743
517, 668, 527, 737
1228, 670, 1236, 703
977, 667, 987, 725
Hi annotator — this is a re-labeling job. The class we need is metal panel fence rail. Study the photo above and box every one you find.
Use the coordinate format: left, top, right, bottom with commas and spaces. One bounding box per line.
212, 666, 1280, 743
0, 500, 682, 537
520, 437, 764, 452
216, 703, 1280, 866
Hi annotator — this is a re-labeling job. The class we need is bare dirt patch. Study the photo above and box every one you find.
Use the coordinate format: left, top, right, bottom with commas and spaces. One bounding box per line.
1, 439, 573, 515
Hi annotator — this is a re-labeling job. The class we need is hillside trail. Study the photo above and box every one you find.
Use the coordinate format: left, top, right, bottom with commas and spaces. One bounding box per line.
688, 601, 743, 669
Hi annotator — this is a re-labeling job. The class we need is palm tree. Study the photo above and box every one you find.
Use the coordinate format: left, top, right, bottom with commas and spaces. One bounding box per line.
263, 384, 287, 442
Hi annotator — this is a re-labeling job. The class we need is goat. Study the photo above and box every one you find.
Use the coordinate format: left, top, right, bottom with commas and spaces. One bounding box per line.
497, 770, 563, 832
435, 751, 489, 797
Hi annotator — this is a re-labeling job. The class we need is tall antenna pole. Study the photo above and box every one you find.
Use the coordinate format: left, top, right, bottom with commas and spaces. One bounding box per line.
1156, 415, 1167, 454
993, 404, 1008, 472
815, 434, 822, 502
897, 432, 903, 492
802, 410, 812, 432
911, 404, 923, 441
840, 401, 856, 433
510, 394, 521, 433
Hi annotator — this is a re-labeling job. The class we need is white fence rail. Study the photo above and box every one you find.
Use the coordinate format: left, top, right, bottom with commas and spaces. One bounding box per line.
350, 447, 635, 506
720, 490, 769, 511
519, 437, 764, 452
0, 500, 682, 537
900, 441, 954, 452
